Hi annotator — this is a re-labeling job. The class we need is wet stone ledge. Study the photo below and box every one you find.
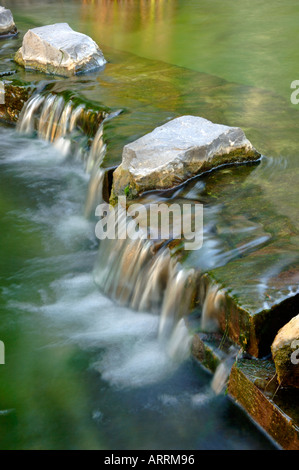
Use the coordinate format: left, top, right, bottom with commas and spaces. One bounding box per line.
228, 358, 299, 450
202, 260, 299, 358
191, 330, 235, 374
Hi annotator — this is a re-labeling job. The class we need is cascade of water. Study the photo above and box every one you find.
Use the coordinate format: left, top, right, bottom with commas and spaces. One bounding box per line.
211, 347, 239, 395
84, 109, 123, 214
93, 205, 197, 361
84, 167, 106, 218
158, 267, 196, 339
18, 92, 107, 160
84, 123, 107, 216
93, 202, 237, 380
201, 284, 226, 333
17, 93, 233, 388
17, 92, 110, 212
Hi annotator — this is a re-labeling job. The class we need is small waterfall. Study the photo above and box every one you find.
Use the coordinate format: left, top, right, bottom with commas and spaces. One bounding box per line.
211, 346, 239, 395
85, 167, 106, 218
17, 95, 201, 359
85, 121, 106, 174
84, 123, 108, 216
17, 91, 112, 213
166, 318, 193, 362
201, 284, 226, 333
17, 91, 236, 380
84, 109, 122, 214
17, 91, 108, 162
158, 266, 196, 339
93, 205, 196, 361
13, 89, 246, 396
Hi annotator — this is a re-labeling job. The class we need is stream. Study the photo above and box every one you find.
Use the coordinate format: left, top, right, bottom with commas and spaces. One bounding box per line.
2, 0, 299, 450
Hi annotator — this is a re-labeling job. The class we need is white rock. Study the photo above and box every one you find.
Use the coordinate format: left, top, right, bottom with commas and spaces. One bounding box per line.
112, 115, 260, 199
0, 6, 16, 35
15, 23, 106, 76
271, 314, 299, 388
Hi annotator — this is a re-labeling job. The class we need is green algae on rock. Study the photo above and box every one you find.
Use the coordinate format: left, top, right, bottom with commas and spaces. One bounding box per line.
0, 80, 34, 124
229, 358, 299, 449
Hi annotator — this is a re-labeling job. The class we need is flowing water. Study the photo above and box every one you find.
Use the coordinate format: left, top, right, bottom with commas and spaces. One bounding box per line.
17, 91, 113, 216
2, 0, 298, 449
0, 127, 274, 450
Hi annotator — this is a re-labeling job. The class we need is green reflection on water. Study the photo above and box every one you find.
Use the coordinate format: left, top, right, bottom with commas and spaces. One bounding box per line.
77, 0, 299, 102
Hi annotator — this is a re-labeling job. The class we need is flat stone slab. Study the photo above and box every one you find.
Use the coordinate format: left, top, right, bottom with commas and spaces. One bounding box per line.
190, 323, 299, 448
111, 116, 260, 201
229, 358, 299, 449
15, 23, 106, 77
201, 247, 299, 358
0, 6, 17, 37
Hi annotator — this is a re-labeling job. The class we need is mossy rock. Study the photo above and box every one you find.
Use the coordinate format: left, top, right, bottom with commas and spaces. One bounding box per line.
271, 314, 299, 388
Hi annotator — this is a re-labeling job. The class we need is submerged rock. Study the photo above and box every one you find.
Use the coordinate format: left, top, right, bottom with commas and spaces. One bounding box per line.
0, 6, 17, 38
271, 314, 299, 388
111, 116, 261, 201
15, 23, 106, 77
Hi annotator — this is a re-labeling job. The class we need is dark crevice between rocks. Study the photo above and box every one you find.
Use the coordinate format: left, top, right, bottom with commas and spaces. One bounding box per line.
0, 26, 18, 40
103, 167, 117, 204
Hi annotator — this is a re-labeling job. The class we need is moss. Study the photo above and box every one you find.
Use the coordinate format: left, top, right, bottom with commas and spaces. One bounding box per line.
14, 49, 24, 68
191, 331, 235, 374
109, 188, 118, 207
0, 80, 35, 124
202, 347, 220, 372
229, 358, 299, 449
111, 145, 261, 201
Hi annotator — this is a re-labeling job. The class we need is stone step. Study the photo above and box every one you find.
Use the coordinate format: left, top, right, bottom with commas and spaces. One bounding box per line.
228, 358, 299, 450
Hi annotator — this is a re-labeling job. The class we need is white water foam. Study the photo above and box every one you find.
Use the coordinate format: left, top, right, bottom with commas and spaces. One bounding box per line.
2, 128, 192, 389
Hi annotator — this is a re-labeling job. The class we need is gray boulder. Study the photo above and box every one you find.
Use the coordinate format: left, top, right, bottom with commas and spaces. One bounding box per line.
15, 23, 106, 76
0, 6, 17, 36
111, 116, 261, 201
272, 314, 299, 388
